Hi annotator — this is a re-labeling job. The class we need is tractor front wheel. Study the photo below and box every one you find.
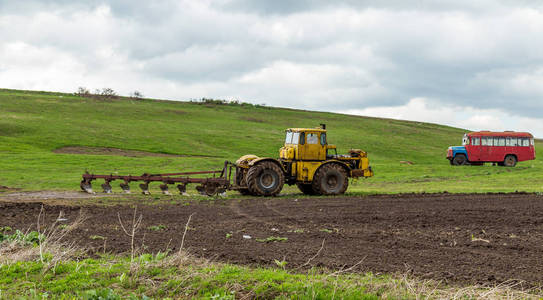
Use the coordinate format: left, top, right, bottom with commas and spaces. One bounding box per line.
246, 161, 285, 196
312, 164, 348, 195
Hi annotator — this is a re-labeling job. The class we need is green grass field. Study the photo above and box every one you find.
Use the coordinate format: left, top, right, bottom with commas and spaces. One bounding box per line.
1, 88, 542, 194
2, 88, 543, 299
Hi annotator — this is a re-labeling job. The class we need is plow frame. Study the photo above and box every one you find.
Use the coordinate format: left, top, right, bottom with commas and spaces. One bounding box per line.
81, 161, 241, 196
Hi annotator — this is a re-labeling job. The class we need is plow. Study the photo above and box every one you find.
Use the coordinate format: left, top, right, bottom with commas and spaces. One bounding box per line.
80, 125, 374, 196
81, 161, 236, 196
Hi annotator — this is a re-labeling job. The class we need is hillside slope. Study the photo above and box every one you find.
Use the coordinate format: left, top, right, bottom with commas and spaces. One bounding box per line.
1, 88, 541, 193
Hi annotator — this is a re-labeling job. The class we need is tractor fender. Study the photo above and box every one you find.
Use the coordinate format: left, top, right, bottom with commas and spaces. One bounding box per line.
315, 160, 351, 176
235, 154, 259, 168
248, 157, 286, 172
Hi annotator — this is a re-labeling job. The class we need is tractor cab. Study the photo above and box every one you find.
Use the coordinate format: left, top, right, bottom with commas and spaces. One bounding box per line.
280, 125, 335, 161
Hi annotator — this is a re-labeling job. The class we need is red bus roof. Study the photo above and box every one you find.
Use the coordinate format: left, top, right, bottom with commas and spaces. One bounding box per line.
467, 131, 533, 138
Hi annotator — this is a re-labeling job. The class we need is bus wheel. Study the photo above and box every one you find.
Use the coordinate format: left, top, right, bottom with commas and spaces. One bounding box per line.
452, 154, 467, 166
503, 155, 517, 167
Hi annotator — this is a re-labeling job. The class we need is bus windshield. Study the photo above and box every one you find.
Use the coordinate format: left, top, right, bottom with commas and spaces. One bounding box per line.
462, 134, 469, 145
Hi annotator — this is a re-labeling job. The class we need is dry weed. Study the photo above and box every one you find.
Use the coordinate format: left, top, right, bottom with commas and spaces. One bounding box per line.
0, 205, 86, 273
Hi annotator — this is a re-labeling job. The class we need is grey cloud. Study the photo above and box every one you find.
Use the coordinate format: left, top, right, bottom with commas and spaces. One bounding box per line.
220, 0, 543, 15
1, 0, 543, 120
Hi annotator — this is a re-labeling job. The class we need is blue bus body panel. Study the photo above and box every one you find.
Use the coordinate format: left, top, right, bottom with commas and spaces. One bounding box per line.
451, 146, 468, 160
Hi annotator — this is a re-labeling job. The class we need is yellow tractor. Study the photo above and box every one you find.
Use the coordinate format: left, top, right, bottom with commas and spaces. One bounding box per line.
235, 124, 373, 196
80, 124, 373, 196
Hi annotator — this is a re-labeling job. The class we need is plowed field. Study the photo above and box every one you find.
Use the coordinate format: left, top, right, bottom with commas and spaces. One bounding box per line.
2, 193, 543, 286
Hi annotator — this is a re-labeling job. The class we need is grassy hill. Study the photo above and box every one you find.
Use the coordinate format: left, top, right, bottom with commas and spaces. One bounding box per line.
1, 88, 542, 194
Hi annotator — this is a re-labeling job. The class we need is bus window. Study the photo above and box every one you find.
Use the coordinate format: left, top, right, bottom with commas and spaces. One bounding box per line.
472, 137, 480, 146
522, 138, 530, 147
531, 138, 535, 146
482, 137, 489, 146
493, 137, 500, 146
498, 137, 506, 146
506, 137, 517, 146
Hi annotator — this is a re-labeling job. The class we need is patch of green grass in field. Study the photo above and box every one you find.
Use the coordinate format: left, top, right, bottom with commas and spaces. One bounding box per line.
1, 251, 538, 299
0, 254, 390, 299
1, 87, 542, 194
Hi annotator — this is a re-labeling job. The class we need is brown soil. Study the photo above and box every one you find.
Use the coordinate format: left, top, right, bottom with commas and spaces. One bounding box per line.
0, 191, 107, 202
0, 185, 19, 191
1, 193, 543, 286
53, 146, 217, 158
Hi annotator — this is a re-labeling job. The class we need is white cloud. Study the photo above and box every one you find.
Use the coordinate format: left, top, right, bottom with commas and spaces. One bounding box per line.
0, 1, 542, 132
341, 98, 543, 137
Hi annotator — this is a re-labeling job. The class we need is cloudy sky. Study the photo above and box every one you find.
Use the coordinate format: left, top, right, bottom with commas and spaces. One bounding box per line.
2, 0, 543, 136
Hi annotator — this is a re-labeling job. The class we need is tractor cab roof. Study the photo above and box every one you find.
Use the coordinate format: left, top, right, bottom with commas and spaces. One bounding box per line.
286, 128, 327, 133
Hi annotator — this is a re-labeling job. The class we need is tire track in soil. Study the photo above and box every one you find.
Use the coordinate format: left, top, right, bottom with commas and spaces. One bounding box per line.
1, 193, 543, 287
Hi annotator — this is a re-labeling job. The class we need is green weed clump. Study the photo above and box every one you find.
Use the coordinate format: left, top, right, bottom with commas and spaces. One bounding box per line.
0, 230, 42, 246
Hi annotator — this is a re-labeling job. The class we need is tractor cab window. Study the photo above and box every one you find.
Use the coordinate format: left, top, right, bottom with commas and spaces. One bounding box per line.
292, 132, 300, 145
285, 131, 300, 144
285, 132, 293, 144
306, 133, 318, 144
320, 133, 327, 145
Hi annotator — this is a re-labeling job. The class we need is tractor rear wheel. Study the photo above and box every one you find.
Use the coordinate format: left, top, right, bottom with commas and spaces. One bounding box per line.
452, 154, 467, 166
246, 161, 284, 196
503, 155, 517, 167
296, 183, 316, 195
312, 163, 348, 195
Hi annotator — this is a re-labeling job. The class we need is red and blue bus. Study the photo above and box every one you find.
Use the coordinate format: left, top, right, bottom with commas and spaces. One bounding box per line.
447, 131, 535, 167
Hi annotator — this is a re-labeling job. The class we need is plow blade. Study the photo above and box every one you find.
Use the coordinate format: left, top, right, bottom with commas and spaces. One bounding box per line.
177, 184, 188, 195
139, 183, 150, 195
159, 184, 171, 195
101, 182, 112, 194
120, 183, 131, 194
80, 181, 94, 194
